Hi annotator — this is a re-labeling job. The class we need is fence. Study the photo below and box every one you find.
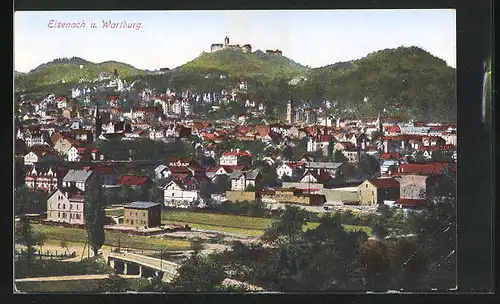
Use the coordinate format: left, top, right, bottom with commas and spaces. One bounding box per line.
15, 248, 76, 261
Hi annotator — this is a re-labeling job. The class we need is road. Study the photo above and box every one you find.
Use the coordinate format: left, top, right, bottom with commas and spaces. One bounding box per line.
15, 274, 139, 282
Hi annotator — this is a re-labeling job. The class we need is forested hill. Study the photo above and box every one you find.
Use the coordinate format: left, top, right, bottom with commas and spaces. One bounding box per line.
293, 46, 456, 122
177, 49, 309, 81
15, 57, 148, 92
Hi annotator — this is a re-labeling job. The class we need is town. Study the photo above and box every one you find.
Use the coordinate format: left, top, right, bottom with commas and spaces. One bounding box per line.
14, 67, 457, 292
14, 10, 458, 291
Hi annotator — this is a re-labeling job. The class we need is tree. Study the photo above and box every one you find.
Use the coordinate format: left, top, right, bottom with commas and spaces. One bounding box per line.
60, 237, 70, 254
412, 151, 427, 163
431, 150, 453, 162
214, 175, 231, 193
168, 252, 226, 291
94, 273, 131, 292
245, 184, 256, 191
358, 154, 380, 177
84, 174, 106, 257
118, 184, 133, 203
334, 150, 349, 163
262, 205, 309, 245
15, 217, 42, 268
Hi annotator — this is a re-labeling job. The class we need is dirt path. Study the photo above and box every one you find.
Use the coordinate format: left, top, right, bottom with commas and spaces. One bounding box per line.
15, 274, 139, 282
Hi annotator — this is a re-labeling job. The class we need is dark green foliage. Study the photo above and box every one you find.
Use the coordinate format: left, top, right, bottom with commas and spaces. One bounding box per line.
333, 150, 349, 163
358, 154, 381, 177
93, 273, 131, 293
91, 138, 194, 164
294, 46, 456, 122
15, 187, 48, 215
84, 174, 106, 256
15, 256, 112, 279
167, 252, 226, 291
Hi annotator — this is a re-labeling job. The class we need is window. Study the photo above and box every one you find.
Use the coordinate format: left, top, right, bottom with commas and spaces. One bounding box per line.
131, 220, 134, 225
366, 184, 368, 188
70, 204, 73, 210
372, 191, 374, 196
63, 204, 66, 209
58, 212, 60, 218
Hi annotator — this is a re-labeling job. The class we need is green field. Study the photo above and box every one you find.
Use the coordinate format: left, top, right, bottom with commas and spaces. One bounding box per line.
162, 211, 372, 236
32, 224, 191, 251
105, 209, 372, 237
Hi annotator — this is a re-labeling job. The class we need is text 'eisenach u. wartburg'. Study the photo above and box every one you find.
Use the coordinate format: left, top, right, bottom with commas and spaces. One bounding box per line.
47, 20, 143, 30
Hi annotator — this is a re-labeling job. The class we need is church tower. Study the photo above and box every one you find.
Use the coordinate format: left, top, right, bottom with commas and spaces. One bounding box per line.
286, 98, 295, 125
224, 36, 229, 46
94, 102, 102, 141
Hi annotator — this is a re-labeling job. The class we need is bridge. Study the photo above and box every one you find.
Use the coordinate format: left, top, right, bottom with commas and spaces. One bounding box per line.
107, 251, 179, 282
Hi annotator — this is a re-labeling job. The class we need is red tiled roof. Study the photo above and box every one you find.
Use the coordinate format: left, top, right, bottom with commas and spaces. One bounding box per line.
368, 178, 400, 189
222, 165, 248, 172
55, 96, 68, 102
222, 149, 252, 157
118, 175, 152, 186
380, 153, 401, 159
82, 165, 114, 174
395, 198, 425, 206
387, 126, 401, 133
398, 163, 456, 175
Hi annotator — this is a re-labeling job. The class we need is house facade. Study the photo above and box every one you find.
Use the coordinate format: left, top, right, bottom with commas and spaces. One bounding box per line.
46, 189, 85, 225
220, 149, 252, 166
25, 166, 62, 192
163, 180, 200, 206
123, 202, 161, 228
62, 169, 95, 191
230, 170, 260, 191
357, 178, 400, 205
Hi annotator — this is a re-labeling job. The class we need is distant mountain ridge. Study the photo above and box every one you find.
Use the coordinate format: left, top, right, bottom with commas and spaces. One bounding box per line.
293, 46, 456, 122
15, 57, 149, 92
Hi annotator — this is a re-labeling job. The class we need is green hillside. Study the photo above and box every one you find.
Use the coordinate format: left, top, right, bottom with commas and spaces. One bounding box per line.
293, 46, 456, 122
178, 49, 309, 81
15, 57, 147, 92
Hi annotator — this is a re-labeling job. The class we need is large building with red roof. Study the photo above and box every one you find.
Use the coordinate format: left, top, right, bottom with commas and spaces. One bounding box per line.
220, 149, 253, 166
357, 178, 400, 205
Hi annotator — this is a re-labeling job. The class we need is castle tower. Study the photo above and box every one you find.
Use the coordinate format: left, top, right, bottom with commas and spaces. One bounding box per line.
224, 36, 229, 46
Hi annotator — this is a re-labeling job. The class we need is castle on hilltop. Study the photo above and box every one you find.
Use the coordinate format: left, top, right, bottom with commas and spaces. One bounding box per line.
210, 36, 252, 53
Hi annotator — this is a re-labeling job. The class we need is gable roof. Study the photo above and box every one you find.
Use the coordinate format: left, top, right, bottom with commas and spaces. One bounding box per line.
368, 178, 400, 189
222, 149, 252, 157
126, 201, 161, 209
398, 163, 456, 175
63, 169, 94, 182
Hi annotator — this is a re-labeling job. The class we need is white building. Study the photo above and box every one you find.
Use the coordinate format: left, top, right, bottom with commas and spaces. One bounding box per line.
219, 149, 252, 166
163, 180, 200, 207
46, 189, 85, 225
230, 170, 260, 191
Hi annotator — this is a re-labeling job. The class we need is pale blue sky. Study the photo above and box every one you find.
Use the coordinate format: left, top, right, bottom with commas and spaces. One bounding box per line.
14, 10, 456, 72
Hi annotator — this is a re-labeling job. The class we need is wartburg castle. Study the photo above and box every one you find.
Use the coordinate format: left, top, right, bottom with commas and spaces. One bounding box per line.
210, 36, 282, 55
